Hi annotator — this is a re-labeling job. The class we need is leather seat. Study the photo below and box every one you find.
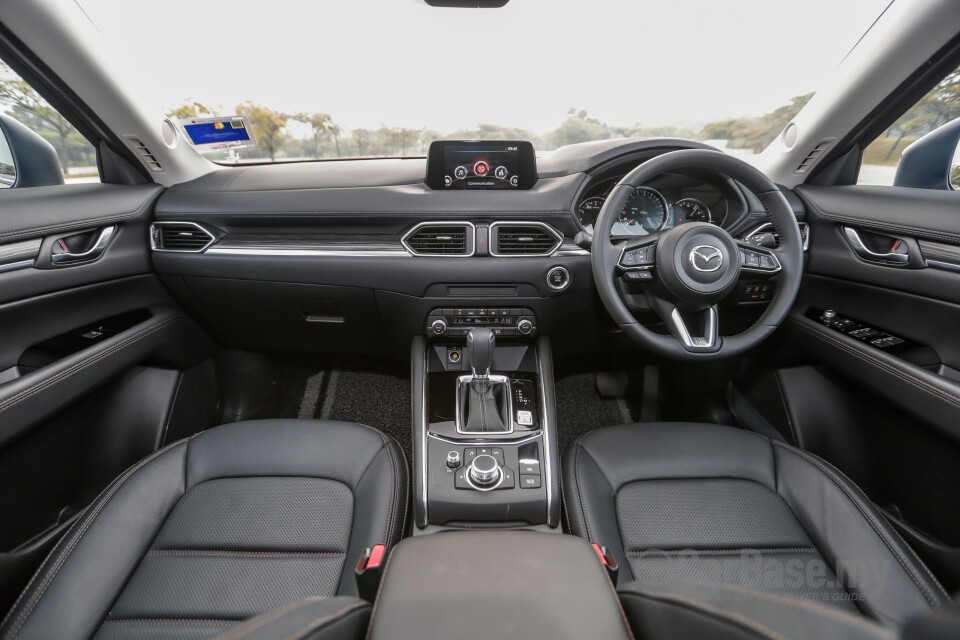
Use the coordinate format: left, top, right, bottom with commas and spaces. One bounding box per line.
0, 419, 407, 640
561, 422, 950, 628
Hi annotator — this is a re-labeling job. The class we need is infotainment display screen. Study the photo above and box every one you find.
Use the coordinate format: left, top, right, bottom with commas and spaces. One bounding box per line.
425, 140, 537, 190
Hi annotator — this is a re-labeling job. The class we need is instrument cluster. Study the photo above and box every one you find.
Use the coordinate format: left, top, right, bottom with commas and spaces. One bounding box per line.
576, 173, 728, 238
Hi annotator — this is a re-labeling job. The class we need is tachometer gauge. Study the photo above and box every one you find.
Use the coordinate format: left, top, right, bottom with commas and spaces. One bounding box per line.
578, 196, 605, 232
619, 187, 669, 234
674, 198, 712, 224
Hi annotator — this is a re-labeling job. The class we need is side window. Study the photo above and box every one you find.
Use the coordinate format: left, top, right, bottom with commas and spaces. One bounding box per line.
0, 61, 99, 187
858, 65, 960, 187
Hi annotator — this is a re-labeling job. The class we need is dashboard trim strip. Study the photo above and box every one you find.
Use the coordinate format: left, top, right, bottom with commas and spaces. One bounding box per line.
206, 246, 412, 257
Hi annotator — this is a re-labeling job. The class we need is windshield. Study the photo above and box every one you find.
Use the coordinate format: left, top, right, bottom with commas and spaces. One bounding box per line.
78, 0, 890, 164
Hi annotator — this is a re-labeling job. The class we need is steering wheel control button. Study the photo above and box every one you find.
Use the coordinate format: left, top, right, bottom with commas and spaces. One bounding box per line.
619, 245, 656, 269
739, 246, 781, 272
446, 450, 461, 469
469, 454, 501, 487
623, 270, 653, 281
546, 266, 571, 290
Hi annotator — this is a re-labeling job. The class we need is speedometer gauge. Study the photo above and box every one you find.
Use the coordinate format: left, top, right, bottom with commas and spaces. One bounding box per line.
578, 196, 605, 232
619, 187, 669, 234
675, 198, 712, 224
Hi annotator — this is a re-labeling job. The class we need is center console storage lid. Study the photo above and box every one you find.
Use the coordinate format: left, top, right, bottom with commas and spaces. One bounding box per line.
368, 531, 632, 640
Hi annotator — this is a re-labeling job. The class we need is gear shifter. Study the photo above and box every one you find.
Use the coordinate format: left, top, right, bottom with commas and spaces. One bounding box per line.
467, 327, 495, 378
461, 328, 509, 432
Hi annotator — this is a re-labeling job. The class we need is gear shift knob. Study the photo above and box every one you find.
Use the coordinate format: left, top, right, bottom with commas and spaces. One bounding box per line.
466, 328, 495, 378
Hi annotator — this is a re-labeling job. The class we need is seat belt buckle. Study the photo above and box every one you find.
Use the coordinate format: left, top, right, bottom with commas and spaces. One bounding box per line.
355, 544, 386, 601
592, 543, 619, 586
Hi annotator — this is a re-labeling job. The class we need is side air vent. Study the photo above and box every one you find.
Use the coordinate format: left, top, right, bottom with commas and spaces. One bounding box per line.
151, 222, 216, 252
794, 138, 835, 174
402, 223, 475, 256
124, 135, 164, 172
490, 222, 563, 257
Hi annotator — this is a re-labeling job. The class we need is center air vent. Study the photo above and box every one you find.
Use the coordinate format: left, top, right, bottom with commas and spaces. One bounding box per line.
491, 222, 563, 257
150, 222, 216, 252
402, 223, 475, 256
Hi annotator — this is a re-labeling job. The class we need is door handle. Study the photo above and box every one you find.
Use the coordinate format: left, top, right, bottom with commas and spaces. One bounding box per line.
842, 226, 909, 265
51, 226, 116, 266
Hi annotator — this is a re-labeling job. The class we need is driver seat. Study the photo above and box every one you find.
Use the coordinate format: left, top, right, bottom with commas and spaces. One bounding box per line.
561, 422, 950, 629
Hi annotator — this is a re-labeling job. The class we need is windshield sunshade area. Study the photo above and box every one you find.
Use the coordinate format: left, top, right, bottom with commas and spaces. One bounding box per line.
75, 0, 890, 164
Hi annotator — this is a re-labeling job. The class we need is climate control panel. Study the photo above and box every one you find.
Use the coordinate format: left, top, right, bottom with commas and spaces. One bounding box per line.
426, 307, 538, 338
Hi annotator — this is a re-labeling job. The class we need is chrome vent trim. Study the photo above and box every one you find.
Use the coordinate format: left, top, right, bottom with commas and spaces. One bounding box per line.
150, 222, 217, 253
401, 222, 475, 256
489, 222, 563, 257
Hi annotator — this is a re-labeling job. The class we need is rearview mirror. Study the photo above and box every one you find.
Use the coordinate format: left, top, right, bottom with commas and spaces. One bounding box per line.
0, 114, 64, 188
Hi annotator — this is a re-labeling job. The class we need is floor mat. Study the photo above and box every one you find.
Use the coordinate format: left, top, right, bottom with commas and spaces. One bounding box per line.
280, 358, 412, 463
553, 372, 636, 455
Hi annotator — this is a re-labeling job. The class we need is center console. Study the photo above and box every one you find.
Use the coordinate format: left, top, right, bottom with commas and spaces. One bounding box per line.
411, 307, 560, 531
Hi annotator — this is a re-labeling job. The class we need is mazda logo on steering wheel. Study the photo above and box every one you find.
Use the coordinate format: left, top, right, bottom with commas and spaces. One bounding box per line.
689, 245, 723, 272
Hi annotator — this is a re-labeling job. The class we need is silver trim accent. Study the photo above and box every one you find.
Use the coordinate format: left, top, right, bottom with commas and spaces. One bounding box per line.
545, 266, 571, 291
669, 306, 719, 350
401, 221, 476, 257
534, 345, 558, 528
842, 226, 909, 265
455, 374, 514, 435
553, 246, 590, 257
489, 221, 563, 257
51, 226, 116, 266
151, 221, 216, 253
0, 259, 35, 274
926, 259, 960, 273
427, 432, 543, 446
420, 346, 430, 526
743, 222, 809, 251
0, 237, 41, 265
207, 246, 410, 257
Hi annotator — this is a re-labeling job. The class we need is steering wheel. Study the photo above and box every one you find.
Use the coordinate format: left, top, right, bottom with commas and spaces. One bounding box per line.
591, 149, 803, 361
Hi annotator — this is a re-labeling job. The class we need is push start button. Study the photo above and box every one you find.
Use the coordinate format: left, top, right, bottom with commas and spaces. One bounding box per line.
546, 266, 571, 291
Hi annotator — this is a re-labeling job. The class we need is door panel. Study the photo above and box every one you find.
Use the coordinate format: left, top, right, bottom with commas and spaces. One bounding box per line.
751, 183, 960, 589
0, 183, 217, 613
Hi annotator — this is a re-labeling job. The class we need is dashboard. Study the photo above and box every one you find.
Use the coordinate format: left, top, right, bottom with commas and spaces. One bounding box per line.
576, 173, 729, 238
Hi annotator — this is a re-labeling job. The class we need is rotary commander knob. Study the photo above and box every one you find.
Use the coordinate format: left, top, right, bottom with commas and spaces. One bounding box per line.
469, 454, 501, 487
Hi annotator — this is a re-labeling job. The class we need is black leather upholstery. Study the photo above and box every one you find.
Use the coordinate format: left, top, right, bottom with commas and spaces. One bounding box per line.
0, 419, 407, 640
561, 423, 950, 628
209, 597, 371, 640
618, 580, 893, 640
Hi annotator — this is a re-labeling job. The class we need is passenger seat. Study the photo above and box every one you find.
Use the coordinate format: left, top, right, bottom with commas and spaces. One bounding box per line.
0, 419, 407, 640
